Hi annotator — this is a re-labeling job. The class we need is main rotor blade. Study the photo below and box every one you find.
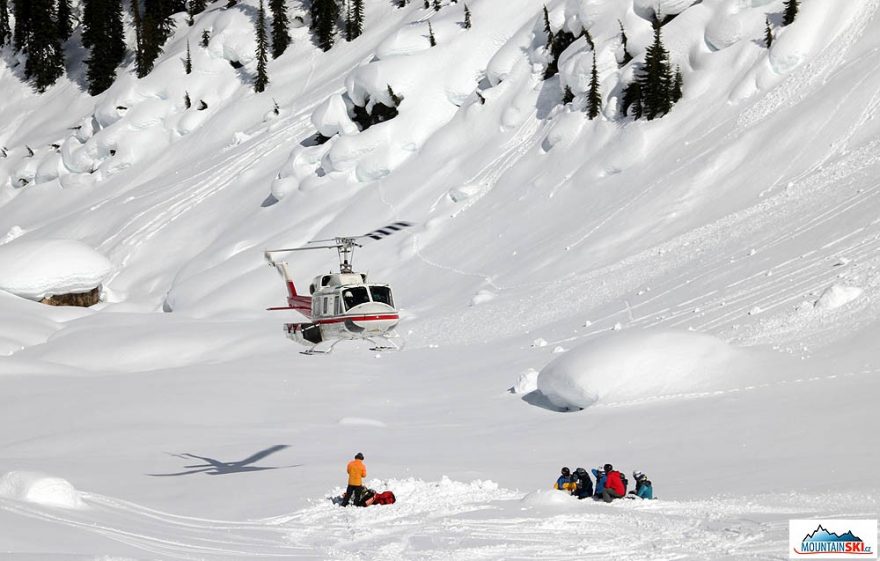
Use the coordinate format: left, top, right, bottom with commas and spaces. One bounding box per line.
359, 221, 413, 241
265, 244, 341, 254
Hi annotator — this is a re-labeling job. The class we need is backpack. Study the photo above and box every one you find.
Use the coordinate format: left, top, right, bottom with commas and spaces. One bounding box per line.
373, 491, 396, 505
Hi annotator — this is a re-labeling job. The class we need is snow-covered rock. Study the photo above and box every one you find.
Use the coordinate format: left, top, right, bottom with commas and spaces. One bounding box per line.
537, 330, 747, 409
815, 284, 863, 311
0, 472, 86, 509
0, 239, 112, 301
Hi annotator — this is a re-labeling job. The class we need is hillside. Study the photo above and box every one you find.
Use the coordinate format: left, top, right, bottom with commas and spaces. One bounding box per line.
1, 0, 879, 558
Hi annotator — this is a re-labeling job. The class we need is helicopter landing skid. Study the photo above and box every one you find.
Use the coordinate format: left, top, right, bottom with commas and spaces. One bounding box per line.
300, 340, 340, 355
368, 337, 403, 352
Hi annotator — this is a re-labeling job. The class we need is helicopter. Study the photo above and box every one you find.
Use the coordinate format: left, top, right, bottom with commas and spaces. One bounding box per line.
264, 222, 412, 354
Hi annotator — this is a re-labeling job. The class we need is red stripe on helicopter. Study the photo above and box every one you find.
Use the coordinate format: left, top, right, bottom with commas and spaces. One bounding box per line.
315, 314, 399, 325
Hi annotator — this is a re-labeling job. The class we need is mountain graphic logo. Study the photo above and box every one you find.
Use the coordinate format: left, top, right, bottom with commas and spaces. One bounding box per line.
795, 524, 873, 556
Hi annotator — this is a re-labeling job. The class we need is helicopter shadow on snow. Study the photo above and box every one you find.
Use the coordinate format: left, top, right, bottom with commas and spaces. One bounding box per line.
147, 444, 301, 476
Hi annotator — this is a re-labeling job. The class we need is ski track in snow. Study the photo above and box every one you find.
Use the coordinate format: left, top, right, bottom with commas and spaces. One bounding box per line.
3, 481, 864, 560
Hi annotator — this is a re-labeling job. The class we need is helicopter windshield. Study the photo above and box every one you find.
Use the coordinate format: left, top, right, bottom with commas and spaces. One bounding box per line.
342, 287, 370, 311
369, 286, 394, 307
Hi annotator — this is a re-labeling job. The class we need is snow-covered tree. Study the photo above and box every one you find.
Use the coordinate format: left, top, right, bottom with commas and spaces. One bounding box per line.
586, 51, 601, 119
764, 18, 772, 48
671, 65, 683, 103
255, 0, 269, 92
270, 0, 291, 56
463, 4, 471, 29
427, 20, 436, 46
432, 0, 441, 11
201, 29, 210, 47
190, 0, 207, 15
782, 0, 798, 26
562, 85, 573, 104
140, 0, 177, 75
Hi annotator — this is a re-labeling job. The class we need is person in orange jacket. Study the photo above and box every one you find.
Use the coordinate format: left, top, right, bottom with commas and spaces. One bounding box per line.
341, 452, 367, 507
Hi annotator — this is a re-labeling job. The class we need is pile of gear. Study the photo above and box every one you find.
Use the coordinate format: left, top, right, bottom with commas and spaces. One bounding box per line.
554, 464, 653, 502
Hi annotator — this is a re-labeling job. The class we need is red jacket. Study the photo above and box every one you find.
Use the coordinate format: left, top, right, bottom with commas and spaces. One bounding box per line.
605, 471, 625, 495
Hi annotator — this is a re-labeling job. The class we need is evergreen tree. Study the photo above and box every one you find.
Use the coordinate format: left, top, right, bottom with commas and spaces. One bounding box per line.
432, 0, 441, 11
201, 28, 210, 47
131, 0, 148, 77
543, 27, 576, 79
270, 0, 290, 56
618, 20, 632, 66
184, 90, 191, 108
782, 0, 798, 26
764, 17, 772, 48
586, 50, 600, 119
254, 0, 269, 92
57, 0, 73, 41
24, 0, 64, 92
583, 27, 594, 50
427, 20, 435, 46
640, 23, 672, 120
621, 79, 642, 119
0, 0, 10, 46
309, 0, 338, 51
186, 3, 194, 25
463, 3, 470, 29
396, 0, 406, 7
542, 5, 552, 40
562, 85, 573, 104
671, 65, 683, 103
141, 0, 177, 74
83, 0, 126, 94
13, 0, 32, 51
184, 39, 192, 73
344, 0, 363, 41
190, 0, 207, 14
387, 84, 401, 106
423, 0, 429, 9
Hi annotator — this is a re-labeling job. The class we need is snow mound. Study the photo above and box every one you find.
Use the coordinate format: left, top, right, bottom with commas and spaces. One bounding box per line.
815, 284, 863, 311
0, 471, 86, 509
519, 489, 581, 510
537, 330, 744, 409
512, 368, 539, 394
338, 417, 387, 427
0, 239, 112, 301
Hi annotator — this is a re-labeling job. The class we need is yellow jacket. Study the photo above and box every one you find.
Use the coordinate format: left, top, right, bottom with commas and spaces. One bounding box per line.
347, 459, 366, 486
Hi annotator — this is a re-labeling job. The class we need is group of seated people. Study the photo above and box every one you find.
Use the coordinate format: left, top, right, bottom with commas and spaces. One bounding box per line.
554, 463, 653, 502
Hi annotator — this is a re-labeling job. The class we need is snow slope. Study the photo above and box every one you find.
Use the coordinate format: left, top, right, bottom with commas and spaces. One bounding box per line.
1, 0, 879, 558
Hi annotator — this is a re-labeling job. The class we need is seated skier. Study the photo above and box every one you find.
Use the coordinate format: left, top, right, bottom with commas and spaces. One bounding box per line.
601, 463, 626, 503
591, 467, 606, 498
572, 467, 593, 499
629, 471, 654, 499
554, 467, 576, 493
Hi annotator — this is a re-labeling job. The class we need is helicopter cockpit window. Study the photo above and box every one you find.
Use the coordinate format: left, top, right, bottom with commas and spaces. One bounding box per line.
369, 286, 393, 307
342, 287, 370, 310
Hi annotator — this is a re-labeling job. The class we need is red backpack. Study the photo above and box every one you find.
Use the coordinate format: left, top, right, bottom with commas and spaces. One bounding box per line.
372, 491, 396, 505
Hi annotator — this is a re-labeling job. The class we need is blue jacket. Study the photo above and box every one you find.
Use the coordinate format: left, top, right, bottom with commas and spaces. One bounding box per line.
636, 482, 653, 499
591, 469, 606, 495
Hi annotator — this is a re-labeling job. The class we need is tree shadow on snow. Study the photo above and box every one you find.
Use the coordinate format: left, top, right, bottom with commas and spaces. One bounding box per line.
148, 444, 300, 476
520, 390, 580, 413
